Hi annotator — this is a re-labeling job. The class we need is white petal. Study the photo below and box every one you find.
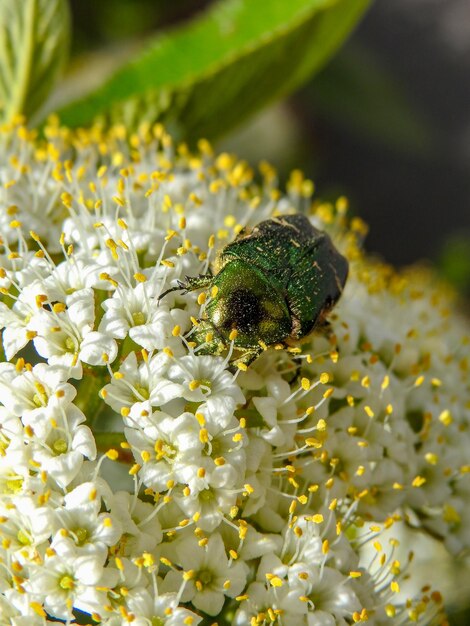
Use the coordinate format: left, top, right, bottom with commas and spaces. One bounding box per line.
79, 332, 118, 365
72, 425, 97, 460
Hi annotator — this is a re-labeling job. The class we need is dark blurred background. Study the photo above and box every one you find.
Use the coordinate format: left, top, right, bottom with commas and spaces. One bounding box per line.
68, 0, 470, 288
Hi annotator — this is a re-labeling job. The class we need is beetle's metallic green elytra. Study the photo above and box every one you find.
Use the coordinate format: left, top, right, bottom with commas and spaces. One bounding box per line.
161, 214, 348, 367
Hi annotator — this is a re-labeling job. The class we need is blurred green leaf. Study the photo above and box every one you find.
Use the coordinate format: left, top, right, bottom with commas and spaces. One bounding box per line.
57, 0, 370, 142
439, 233, 470, 294
0, 0, 70, 123
310, 44, 434, 154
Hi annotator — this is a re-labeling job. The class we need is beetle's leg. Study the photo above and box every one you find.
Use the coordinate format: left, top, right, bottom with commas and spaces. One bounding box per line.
231, 346, 263, 369
158, 273, 213, 302
190, 320, 226, 356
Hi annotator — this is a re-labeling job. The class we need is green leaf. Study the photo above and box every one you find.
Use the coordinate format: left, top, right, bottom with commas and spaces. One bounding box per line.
0, 0, 70, 124
439, 233, 470, 295
57, 0, 370, 142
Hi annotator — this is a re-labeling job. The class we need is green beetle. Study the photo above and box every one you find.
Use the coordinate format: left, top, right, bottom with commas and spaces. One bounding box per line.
161, 214, 348, 367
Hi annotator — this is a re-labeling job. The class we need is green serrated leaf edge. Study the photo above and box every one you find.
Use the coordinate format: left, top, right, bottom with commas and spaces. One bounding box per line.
0, 0, 70, 123
57, 0, 370, 141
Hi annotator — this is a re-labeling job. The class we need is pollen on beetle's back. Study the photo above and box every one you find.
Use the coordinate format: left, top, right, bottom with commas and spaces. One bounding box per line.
208, 259, 292, 346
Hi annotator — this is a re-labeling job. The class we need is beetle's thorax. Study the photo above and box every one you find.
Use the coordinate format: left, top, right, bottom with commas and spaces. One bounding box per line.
206, 259, 291, 348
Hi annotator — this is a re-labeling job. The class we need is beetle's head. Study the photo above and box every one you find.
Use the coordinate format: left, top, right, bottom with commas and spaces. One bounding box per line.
206, 259, 291, 348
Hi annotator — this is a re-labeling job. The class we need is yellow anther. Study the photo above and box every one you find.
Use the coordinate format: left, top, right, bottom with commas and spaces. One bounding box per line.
229, 329, 238, 341
390, 581, 400, 593
195, 412, 205, 426
438, 409, 453, 426
183, 569, 196, 582
29, 602, 46, 618
266, 573, 283, 587
189, 193, 202, 205
113, 195, 125, 207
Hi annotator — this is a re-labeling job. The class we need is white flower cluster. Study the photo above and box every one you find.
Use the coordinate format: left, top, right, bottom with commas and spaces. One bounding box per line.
0, 118, 466, 625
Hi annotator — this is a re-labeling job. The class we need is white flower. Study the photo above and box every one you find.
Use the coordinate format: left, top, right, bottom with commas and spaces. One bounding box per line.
0, 281, 46, 360
29, 288, 117, 374
123, 589, 202, 626
0, 496, 53, 556
28, 541, 118, 620
125, 411, 203, 491
0, 121, 462, 625
233, 581, 300, 626
43, 258, 114, 301
0, 589, 52, 626
166, 354, 245, 426
53, 482, 123, 558
30, 421, 96, 488
287, 563, 361, 620
109, 491, 162, 554
0, 362, 81, 438
99, 282, 190, 351
79, 330, 118, 365
162, 532, 247, 615
102, 351, 178, 413
251, 374, 298, 448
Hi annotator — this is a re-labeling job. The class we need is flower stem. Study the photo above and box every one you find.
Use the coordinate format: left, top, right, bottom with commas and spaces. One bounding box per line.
75, 365, 108, 427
